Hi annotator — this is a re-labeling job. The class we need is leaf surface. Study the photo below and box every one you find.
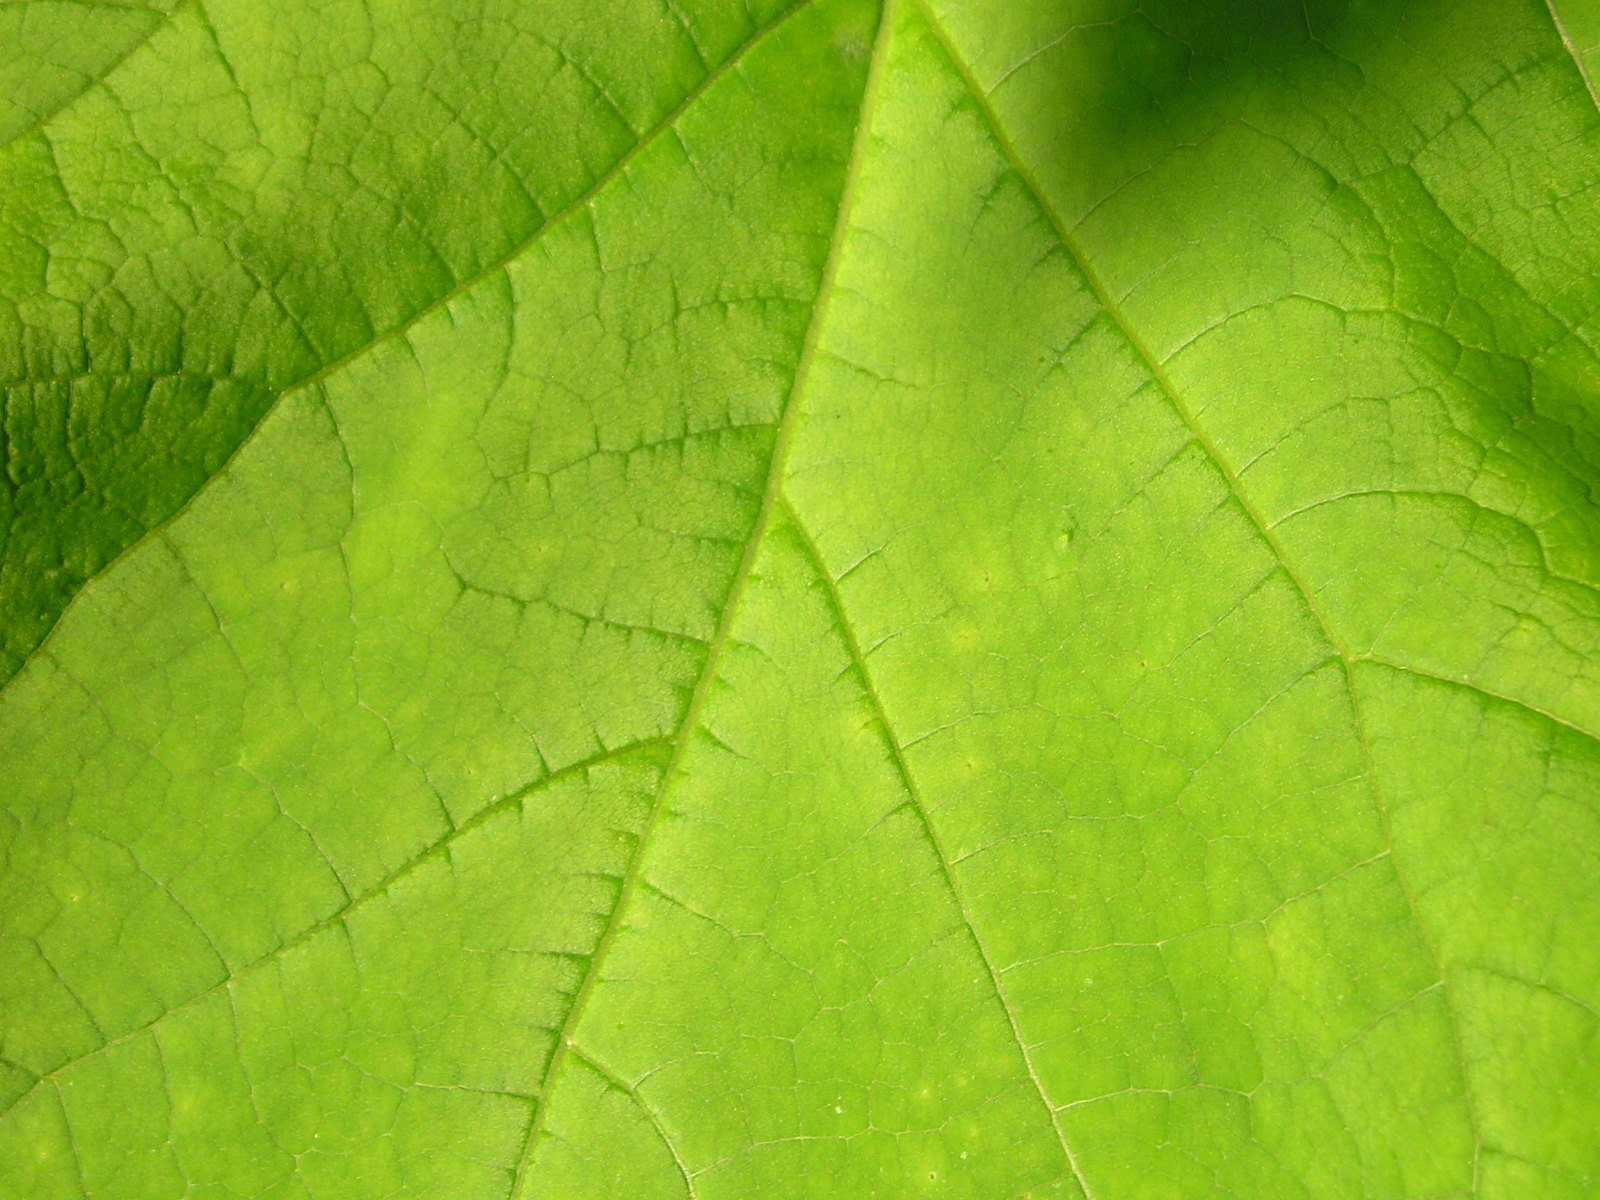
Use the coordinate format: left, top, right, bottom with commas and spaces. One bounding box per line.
3, 0, 1600, 1196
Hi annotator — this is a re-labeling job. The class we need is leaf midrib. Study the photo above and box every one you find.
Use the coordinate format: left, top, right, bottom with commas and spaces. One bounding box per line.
11, 1, 1572, 1191
506, 1, 902, 1189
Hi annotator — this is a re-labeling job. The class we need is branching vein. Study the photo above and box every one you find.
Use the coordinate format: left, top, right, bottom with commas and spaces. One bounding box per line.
0, 0, 823, 703
507, 2, 896, 1190
780, 495, 1102, 1200
0, 737, 668, 1122
911, 0, 1486, 1188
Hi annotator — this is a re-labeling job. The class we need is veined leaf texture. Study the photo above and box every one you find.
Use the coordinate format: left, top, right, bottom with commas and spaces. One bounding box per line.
3, 0, 1600, 1195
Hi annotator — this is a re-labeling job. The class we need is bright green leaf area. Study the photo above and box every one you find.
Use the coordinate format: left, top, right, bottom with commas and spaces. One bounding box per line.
3, 0, 1600, 1195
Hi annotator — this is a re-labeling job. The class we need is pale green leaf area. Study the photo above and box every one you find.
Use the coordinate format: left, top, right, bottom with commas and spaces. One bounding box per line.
2, 0, 1600, 1194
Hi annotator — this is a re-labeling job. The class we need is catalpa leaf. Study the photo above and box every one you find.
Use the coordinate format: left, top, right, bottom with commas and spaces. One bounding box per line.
2, 0, 1599, 1197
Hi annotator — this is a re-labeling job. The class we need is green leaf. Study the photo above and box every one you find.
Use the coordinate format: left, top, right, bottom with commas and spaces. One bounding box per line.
3, 0, 1599, 1196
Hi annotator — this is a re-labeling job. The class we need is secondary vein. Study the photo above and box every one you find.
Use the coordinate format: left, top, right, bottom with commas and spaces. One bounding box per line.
0, 0, 194, 152
1361, 654, 1600, 748
1543, 0, 1600, 117
780, 496, 1103, 1200
910, 2, 1485, 1188
569, 1045, 702, 1200
0, 736, 668, 1123
0, 0, 822, 701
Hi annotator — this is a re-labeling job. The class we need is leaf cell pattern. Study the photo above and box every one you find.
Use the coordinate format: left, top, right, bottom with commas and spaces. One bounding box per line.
3, 0, 1600, 1197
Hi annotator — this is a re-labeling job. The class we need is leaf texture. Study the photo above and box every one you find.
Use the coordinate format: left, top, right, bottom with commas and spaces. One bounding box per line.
3, 0, 1600, 1196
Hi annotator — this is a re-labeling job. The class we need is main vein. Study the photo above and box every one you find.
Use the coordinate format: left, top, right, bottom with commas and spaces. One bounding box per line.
507, 2, 898, 1191
910, 2, 1483, 1188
